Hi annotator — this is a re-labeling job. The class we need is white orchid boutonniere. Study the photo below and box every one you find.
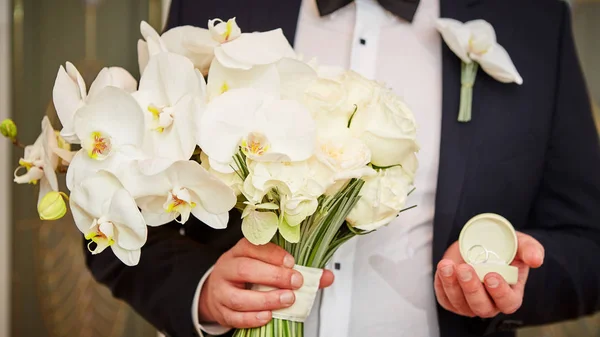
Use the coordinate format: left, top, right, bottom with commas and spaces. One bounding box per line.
436, 19, 523, 122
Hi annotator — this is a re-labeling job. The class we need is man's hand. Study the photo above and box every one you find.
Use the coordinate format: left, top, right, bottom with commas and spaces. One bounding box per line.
198, 238, 335, 328
434, 232, 544, 318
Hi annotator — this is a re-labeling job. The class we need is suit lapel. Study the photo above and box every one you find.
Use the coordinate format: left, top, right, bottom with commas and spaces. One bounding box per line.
432, 0, 484, 261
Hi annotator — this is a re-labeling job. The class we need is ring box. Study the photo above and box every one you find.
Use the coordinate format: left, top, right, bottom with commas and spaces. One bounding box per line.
458, 213, 519, 285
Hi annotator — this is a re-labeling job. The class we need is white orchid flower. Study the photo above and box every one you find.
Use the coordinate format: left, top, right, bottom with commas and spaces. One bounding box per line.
199, 88, 315, 173
70, 170, 147, 266
213, 29, 296, 70
13, 116, 66, 205
436, 18, 521, 122
124, 160, 236, 229
208, 18, 242, 43
199, 152, 243, 196
137, 19, 240, 76
206, 57, 316, 103
52, 62, 137, 143
66, 86, 145, 190
436, 19, 522, 84
133, 52, 205, 172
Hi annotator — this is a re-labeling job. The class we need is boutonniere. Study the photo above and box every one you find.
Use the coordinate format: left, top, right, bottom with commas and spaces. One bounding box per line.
436, 19, 523, 122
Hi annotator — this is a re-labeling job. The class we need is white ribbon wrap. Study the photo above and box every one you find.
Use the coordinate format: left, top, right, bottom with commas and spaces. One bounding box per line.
251, 265, 323, 322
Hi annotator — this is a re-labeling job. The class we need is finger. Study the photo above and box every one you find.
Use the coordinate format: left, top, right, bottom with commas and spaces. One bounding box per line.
515, 232, 544, 268
220, 286, 296, 312
484, 273, 522, 314
319, 270, 335, 289
509, 260, 531, 298
437, 260, 475, 317
226, 257, 303, 289
232, 239, 295, 268
219, 306, 272, 329
434, 272, 456, 312
456, 264, 498, 318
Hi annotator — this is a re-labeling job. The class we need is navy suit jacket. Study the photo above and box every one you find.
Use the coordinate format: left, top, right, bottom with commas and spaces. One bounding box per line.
86, 1, 600, 336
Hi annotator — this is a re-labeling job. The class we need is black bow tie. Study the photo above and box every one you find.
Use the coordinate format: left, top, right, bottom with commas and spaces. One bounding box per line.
317, 0, 420, 22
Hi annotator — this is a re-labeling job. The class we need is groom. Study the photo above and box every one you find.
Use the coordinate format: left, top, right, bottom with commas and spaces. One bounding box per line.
85, 0, 600, 337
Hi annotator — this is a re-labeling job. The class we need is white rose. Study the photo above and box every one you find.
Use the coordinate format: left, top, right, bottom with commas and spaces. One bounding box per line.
349, 87, 419, 174
341, 71, 379, 111
346, 166, 413, 231
303, 77, 351, 131
315, 128, 375, 182
282, 194, 319, 226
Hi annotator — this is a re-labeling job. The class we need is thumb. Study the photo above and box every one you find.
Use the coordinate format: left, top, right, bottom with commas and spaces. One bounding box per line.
516, 232, 544, 268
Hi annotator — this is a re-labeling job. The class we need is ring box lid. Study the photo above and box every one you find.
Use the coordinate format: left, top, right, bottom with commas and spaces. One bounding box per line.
459, 213, 518, 266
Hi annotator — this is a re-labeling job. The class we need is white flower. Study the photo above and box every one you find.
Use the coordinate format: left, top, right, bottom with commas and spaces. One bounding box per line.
198, 88, 315, 172
13, 117, 72, 205
346, 166, 413, 231
206, 57, 316, 103
436, 19, 523, 84
303, 77, 351, 131
127, 160, 236, 229
52, 62, 137, 144
70, 170, 147, 266
66, 86, 145, 191
349, 87, 419, 173
240, 202, 280, 245
133, 52, 205, 171
213, 29, 296, 70
208, 18, 242, 43
137, 19, 241, 76
200, 152, 243, 196
315, 128, 375, 181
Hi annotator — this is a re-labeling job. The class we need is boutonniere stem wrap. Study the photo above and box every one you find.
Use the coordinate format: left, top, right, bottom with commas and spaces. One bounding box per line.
436, 19, 523, 123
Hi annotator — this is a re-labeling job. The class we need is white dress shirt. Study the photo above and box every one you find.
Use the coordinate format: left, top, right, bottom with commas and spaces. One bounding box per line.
194, 0, 442, 336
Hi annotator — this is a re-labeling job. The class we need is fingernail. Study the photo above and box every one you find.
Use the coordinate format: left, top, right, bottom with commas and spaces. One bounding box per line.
538, 248, 545, 261
458, 269, 472, 282
486, 277, 499, 288
441, 265, 453, 277
291, 273, 303, 288
256, 311, 271, 321
283, 255, 295, 268
280, 292, 295, 305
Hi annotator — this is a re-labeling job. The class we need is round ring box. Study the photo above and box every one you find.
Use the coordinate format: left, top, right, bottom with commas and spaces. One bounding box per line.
459, 213, 519, 285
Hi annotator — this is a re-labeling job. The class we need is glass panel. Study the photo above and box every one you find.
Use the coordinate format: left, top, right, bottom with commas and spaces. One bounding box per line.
10, 1, 160, 336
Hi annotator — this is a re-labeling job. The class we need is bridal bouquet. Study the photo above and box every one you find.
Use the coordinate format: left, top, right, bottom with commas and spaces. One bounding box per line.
3, 18, 419, 337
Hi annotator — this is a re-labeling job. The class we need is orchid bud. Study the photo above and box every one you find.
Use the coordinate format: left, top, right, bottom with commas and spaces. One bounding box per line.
0, 119, 17, 140
38, 191, 68, 221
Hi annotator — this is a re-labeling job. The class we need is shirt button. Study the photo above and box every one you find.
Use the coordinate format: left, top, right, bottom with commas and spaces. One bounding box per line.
359, 38, 367, 45
334, 262, 341, 270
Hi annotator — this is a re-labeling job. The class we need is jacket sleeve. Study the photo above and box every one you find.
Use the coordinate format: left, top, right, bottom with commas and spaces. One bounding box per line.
85, 212, 243, 337
477, 2, 600, 334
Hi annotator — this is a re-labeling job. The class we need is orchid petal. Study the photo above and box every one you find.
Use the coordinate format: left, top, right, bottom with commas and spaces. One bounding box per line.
140, 21, 167, 55
191, 206, 229, 229
141, 209, 176, 227
471, 44, 523, 84
198, 88, 263, 164
213, 46, 252, 70
219, 29, 296, 68
206, 59, 280, 101
436, 18, 472, 63
52, 64, 84, 143
69, 170, 123, 218
464, 19, 496, 55
108, 188, 147, 250
111, 246, 141, 266
163, 25, 218, 75
138, 39, 150, 74
276, 57, 317, 101
74, 86, 145, 151
241, 209, 279, 245
167, 161, 236, 215
88, 67, 138, 99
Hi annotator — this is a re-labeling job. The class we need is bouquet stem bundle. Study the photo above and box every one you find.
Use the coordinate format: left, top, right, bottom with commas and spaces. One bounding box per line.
233, 178, 365, 337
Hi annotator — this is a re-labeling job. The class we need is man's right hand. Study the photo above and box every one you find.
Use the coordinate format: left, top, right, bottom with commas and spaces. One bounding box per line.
198, 238, 335, 329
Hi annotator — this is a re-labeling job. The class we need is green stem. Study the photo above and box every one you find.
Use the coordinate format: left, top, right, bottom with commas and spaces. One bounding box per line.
458, 62, 479, 123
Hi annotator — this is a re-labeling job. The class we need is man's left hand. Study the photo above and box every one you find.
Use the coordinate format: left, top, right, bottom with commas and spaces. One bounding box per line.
434, 232, 544, 318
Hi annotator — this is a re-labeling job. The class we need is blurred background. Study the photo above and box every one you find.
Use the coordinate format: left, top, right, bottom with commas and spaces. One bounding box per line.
0, 0, 598, 336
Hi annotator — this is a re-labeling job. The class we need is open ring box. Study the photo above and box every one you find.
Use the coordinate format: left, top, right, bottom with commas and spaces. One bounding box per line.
458, 213, 519, 285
